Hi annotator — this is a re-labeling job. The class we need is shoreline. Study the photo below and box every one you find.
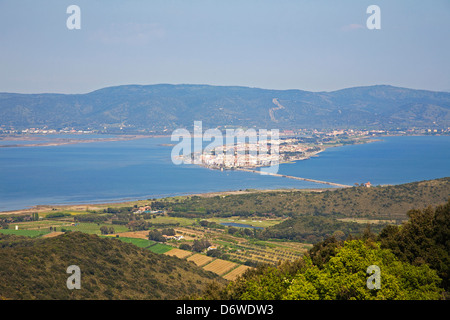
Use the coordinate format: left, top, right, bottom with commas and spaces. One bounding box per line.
190, 135, 376, 172
1, 134, 446, 215
0, 136, 377, 215
0, 132, 444, 149
0, 134, 159, 148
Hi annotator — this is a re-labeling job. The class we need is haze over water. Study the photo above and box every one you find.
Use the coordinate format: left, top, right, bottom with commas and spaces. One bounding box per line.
0, 135, 449, 212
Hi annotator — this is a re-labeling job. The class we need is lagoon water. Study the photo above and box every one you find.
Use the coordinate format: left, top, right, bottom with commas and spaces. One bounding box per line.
0, 135, 449, 211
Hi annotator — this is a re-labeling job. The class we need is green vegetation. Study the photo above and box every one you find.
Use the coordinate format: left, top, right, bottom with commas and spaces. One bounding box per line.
208, 217, 282, 228
156, 177, 450, 220
197, 200, 450, 300
258, 215, 387, 243
63, 222, 129, 235
45, 212, 72, 219
112, 236, 173, 254
0, 229, 50, 237
148, 229, 166, 242
113, 237, 155, 248
219, 240, 442, 300
147, 243, 173, 254
378, 200, 450, 290
1, 177, 448, 300
0, 232, 222, 300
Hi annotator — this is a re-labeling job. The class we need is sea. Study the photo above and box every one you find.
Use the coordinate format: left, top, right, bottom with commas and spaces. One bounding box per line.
0, 135, 449, 212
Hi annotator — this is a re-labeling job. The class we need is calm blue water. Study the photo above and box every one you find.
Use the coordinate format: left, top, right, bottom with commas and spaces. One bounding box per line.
278, 136, 450, 186
0, 135, 449, 211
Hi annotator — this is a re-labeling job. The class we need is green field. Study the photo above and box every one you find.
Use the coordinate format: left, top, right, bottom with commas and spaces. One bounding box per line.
0, 229, 50, 237
62, 222, 129, 235
115, 237, 156, 248
208, 217, 285, 228
147, 243, 173, 254
150, 216, 195, 227
111, 236, 173, 253
11, 220, 66, 230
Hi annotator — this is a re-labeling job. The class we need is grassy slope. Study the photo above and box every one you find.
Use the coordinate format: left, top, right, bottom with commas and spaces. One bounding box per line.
0, 232, 223, 300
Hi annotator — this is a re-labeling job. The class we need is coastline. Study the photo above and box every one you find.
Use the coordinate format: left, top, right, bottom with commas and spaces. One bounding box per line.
1, 134, 447, 216
191, 135, 377, 172
0, 134, 159, 148
0, 187, 332, 216
0, 135, 374, 215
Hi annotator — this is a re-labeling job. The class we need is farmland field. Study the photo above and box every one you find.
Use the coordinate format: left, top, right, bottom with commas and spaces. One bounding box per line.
145, 243, 173, 254
115, 230, 150, 239
164, 248, 193, 258
62, 222, 129, 234
174, 227, 208, 238
114, 237, 156, 248
208, 217, 285, 228
0, 229, 50, 237
0, 203, 312, 276
187, 254, 214, 267
150, 216, 195, 227
202, 259, 237, 276
42, 232, 65, 238
223, 265, 252, 281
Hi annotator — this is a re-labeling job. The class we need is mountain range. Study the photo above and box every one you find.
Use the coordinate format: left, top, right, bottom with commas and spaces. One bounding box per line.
1, 84, 449, 131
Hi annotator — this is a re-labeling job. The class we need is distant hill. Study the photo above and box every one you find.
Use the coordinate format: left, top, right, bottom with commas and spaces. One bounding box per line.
1, 84, 449, 131
158, 177, 450, 220
0, 232, 222, 300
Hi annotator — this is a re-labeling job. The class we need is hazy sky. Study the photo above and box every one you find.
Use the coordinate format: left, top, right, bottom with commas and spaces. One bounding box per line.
1, 0, 449, 93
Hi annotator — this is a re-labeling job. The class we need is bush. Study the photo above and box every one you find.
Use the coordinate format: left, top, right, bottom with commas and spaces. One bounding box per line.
179, 244, 191, 251
148, 230, 166, 242
46, 212, 71, 219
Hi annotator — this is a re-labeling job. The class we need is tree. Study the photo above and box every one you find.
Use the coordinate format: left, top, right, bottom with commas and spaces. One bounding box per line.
192, 239, 211, 252
226, 240, 443, 300
100, 226, 114, 235
289, 240, 443, 300
199, 220, 209, 227
179, 244, 191, 251
127, 220, 150, 231
378, 200, 450, 291
162, 228, 175, 236
332, 230, 345, 241
148, 230, 165, 242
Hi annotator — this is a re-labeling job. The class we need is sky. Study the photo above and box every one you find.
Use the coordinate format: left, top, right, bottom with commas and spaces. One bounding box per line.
0, 0, 449, 94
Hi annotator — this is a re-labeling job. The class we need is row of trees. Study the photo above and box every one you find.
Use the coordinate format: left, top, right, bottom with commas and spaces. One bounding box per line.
100, 226, 115, 235
148, 228, 177, 242
0, 212, 39, 227
179, 239, 212, 252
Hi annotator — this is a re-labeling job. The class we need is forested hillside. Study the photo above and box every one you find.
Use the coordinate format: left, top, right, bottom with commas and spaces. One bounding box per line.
0, 232, 222, 300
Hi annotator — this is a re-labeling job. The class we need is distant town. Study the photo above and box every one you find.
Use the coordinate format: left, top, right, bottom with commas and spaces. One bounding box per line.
1, 125, 449, 166
1, 125, 450, 136
167, 127, 450, 171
